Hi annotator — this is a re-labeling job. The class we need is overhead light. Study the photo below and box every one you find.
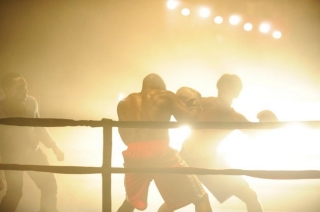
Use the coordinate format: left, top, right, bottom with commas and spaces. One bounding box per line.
199, 7, 210, 18
244, 23, 253, 31
259, 23, 271, 33
272, 31, 282, 39
214, 16, 223, 24
167, 0, 179, 10
181, 8, 190, 16
229, 15, 241, 25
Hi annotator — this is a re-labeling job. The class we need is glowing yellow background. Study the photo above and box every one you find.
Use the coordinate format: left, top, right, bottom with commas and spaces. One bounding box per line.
1, 1, 320, 211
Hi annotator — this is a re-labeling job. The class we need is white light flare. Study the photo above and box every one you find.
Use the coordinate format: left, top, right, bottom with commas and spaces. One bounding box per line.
199, 7, 210, 18
272, 30, 282, 39
166, 0, 179, 10
259, 23, 271, 33
243, 23, 253, 31
223, 124, 320, 171
214, 16, 223, 24
169, 126, 191, 151
181, 8, 190, 16
118, 93, 125, 101
229, 15, 241, 25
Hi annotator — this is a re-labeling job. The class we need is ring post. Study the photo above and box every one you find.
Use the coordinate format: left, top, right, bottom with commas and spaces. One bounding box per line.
102, 118, 113, 212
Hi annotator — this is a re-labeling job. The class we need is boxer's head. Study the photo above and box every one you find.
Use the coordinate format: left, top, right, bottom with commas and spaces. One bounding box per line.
142, 73, 166, 90
216, 74, 242, 107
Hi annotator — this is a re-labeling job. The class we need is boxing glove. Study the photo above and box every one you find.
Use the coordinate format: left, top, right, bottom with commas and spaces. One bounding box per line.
176, 87, 202, 110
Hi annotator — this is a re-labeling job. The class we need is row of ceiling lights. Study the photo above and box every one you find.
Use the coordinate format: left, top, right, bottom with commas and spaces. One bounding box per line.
166, 0, 282, 39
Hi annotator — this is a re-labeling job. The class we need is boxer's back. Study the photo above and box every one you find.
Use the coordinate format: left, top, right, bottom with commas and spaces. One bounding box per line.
118, 88, 172, 144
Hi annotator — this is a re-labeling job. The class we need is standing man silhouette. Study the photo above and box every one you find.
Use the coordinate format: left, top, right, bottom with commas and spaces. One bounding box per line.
177, 74, 268, 212
0, 72, 64, 212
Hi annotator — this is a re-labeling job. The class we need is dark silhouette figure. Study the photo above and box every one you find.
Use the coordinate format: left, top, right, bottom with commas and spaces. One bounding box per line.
177, 74, 276, 212
0, 72, 64, 212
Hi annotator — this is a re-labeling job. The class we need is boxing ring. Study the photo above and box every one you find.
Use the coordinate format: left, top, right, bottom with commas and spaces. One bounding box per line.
1, 117, 320, 212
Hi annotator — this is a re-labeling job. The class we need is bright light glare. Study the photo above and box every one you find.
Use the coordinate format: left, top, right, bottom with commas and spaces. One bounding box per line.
118, 93, 125, 101
224, 124, 320, 170
169, 126, 191, 151
68, 128, 103, 166
273, 30, 282, 39
243, 23, 253, 31
214, 16, 223, 24
229, 15, 241, 25
217, 130, 249, 155
181, 8, 190, 16
259, 23, 271, 33
166, 0, 179, 10
199, 8, 210, 18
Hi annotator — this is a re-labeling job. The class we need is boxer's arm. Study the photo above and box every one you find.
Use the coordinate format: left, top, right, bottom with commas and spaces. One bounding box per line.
234, 112, 249, 122
117, 100, 135, 145
242, 110, 279, 137
32, 98, 64, 161
241, 110, 279, 135
233, 112, 258, 136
